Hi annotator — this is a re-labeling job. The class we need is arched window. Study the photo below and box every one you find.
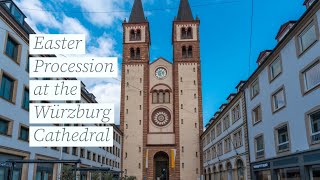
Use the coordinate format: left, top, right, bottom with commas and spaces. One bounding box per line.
187, 27, 192, 38
208, 167, 212, 180
237, 159, 244, 180
182, 46, 187, 58
130, 48, 135, 59
204, 169, 207, 180
164, 91, 170, 103
136, 29, 141, 40
219, 164, 223, 180
152, 91, 158, 104
158, 91, 164, 103
181, 27, 187, 39
136, 48, 141, 59
130, 29, 135, 41
213, 166, 218, 180
188, 46, 193, 58
227, 162, 233, 180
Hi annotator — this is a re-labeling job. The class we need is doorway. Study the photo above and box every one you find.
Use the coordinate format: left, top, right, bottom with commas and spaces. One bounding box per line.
154, 151, 169, 180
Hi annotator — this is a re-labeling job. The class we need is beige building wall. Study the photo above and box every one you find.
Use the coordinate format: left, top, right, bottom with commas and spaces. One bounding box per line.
122, 64, 145, 180
178, 63, 201, 180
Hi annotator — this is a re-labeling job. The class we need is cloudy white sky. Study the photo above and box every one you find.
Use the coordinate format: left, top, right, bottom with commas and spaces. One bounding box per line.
14, 0, 145, 124
14, 0, 307, 125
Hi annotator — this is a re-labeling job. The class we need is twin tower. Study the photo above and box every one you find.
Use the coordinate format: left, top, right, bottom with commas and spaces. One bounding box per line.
120, 0, 203, 179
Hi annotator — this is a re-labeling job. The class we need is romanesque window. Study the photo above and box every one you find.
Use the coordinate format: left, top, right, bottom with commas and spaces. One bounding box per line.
130, 48, 135, 59
164, 91, 170, 103
129, 29, 142, 41
187, 27, 192, 38
130, 47, 141, 60
182, 46, 193, 58
182, 46, 187, 58
152, 91, 158, 103
136, 48, 141, 59
181, 27, 192, 39
152, 90, 170, 104
136, 29, 141, 40
188, 46, 193, 57
181, 27, 187, 39
130, 29, 135, 40
159, 91, 164, 103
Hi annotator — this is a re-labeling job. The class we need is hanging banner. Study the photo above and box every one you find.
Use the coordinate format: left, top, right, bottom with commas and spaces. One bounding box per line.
170, 149, 176, 168
146, 149, 149, 169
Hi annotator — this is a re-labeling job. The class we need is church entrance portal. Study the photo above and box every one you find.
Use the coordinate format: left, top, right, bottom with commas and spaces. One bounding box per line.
154, 151, 169, 180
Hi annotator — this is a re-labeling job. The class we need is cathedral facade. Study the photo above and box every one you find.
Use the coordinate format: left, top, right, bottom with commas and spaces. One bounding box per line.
120, 0, 203, 179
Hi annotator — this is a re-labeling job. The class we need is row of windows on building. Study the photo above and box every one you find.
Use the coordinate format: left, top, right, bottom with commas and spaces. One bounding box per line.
0, 117, 29, 141
250, 81, 317, 128
1, 32, 30, 110
249, 20, 320, 101
0, 120, 121, 169
254, 110, 320, 159
152, 90, 170, 104
203, 129, 243, 162
128, 26, 194, 42
113, 131, 121, 144
0, 70, 29, 110
151, 90, 198, 104
129, 45, 194, 60
203, 104, 241, 147
203, 159, 245, 180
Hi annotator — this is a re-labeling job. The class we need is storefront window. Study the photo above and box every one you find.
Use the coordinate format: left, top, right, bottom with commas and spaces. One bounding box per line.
0, 153, 23, 180
237, 159, 244, 180
254, 170, 271, 180
277, 167, 300, 180
80, 173, 87, 180
308, 166, 320, 179
36, 163, 53, 180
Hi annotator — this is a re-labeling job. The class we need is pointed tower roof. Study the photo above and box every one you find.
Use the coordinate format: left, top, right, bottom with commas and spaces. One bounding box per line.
129, 0, 146, 23
176, 0, 194, 21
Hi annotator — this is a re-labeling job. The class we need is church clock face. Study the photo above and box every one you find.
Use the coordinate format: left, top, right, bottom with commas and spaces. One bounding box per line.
152, 108, 171, 127
155, 67, 167, 79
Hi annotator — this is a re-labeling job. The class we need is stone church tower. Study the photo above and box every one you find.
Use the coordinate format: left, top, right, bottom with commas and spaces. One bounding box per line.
120, 0, 203, 179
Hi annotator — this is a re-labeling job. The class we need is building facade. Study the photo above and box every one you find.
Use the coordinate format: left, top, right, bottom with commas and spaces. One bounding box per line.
120, 0, 203, 179
244, 0, 320, 179
0, 1, 122, 179
202, 82, 250, 180
201, 1, 320, 180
